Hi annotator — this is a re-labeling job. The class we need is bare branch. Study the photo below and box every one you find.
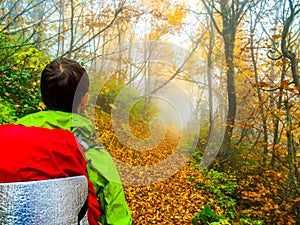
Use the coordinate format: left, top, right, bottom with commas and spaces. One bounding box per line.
2, 0, 48, 32
61, 0, 126, 57
144, 35, 203, 97
200, 0, 223, 36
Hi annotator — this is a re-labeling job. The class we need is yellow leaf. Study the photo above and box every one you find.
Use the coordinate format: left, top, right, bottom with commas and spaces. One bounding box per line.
39, 102, 46, 110
167, 6, 186, 26
109, 103, 116, 110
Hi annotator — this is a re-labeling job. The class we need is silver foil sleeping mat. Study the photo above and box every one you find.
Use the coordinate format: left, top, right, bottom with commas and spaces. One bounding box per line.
0, 176, 88, 225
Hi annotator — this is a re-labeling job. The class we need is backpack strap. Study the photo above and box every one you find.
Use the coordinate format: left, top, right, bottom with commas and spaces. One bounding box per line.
76, 134, 90, 151
76, 134, 106, 152
78, 197, 88, 225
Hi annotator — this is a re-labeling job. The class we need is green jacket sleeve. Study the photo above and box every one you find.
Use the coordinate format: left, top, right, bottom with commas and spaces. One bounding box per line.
85, 148, 132, 225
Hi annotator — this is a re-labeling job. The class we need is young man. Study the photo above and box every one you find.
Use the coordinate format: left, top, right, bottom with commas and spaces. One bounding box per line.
16, 58, 132, 225
0, 124, 101, 225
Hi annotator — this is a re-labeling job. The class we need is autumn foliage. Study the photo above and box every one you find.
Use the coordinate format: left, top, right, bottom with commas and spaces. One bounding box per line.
95, 109, 299, 224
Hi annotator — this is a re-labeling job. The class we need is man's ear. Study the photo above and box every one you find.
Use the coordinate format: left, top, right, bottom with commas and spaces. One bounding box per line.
77, 92, 89, 113
81, 92, 89, 107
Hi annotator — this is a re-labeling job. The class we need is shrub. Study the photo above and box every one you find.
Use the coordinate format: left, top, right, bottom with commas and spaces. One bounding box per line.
0, 33, 50, 117
192, 169, 238, 224
0, 97, 17, 124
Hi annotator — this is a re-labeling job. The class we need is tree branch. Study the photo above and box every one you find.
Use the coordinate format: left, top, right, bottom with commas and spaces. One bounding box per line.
2, 0, 47, 32
200, 0, 223, 36
281, 0, 300, 86
61, 0, 125, 57
144, 35, 203, 97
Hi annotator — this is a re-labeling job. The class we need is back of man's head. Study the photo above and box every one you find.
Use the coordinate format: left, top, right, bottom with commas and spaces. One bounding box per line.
41, 58, 89, 113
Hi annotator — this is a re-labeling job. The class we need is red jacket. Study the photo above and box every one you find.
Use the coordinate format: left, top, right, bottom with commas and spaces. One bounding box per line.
0, 124, 100, 225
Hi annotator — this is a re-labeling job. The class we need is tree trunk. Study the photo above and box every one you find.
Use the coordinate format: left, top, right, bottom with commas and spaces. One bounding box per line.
219, 19, 237, 161
284, 100, 300, 195
207, 18, 214, 137
249, 20, 269, 165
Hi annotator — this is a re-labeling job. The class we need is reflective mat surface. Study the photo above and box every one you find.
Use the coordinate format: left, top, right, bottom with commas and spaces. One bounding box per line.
0, 176, 88, 225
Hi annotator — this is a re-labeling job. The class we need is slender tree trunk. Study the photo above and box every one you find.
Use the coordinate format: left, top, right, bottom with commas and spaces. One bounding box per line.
68, 0, 75, 58
219, 20, 237, 160
249, 22, 268, 165
57, 0, 64, 57
207, 18, 214, 138
284, 99, 300, 194
270, 61, 286, 167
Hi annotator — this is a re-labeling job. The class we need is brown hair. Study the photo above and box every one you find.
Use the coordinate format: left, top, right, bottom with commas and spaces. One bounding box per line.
41, 58, 89, 112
